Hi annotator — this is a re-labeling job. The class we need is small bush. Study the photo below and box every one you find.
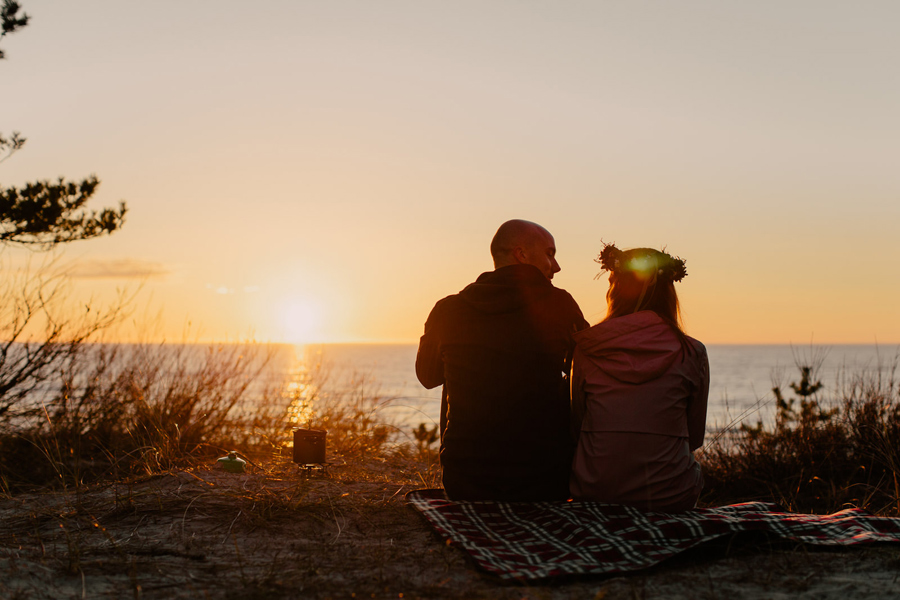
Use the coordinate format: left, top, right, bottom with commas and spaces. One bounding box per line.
0, 342, 286, 490
284, 355, 397, 460
700, 357, 900, 516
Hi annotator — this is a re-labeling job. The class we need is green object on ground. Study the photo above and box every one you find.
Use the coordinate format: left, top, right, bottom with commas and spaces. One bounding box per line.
217, 451, 246, 473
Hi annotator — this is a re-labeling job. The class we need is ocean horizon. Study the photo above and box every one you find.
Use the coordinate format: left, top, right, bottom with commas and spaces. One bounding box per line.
24, 341, 894, 440
295, 342, 900, 437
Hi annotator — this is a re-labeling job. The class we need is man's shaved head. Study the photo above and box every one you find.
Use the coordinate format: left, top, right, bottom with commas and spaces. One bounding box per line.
490, 220, 545, 263
490, 219, 561, 279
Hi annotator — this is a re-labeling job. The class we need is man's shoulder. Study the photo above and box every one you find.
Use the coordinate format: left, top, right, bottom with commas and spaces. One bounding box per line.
546, 285, 589, 326
424, 290, 468, 325
431, 291, 464, 311
548, 284, 579, 304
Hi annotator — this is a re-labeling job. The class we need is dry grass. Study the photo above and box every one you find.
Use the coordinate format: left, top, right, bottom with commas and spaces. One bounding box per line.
1, 456, 899, 599
0, 454, 449, 600
0, 342, 291, 491
699, 358, 900, 516
0, 343, 457, 598
0, 341, 899, 598
284, 356, 400, 459
0, 340, 446, 493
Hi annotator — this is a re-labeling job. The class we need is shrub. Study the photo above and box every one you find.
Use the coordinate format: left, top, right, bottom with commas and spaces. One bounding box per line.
0, 342, 286, 490
699, 356, 900, 516
284, 354, 396, 459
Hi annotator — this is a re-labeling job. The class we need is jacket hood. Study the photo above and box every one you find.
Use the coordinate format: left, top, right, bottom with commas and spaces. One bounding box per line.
458, 264, 554, 314
574, 311, 687, 384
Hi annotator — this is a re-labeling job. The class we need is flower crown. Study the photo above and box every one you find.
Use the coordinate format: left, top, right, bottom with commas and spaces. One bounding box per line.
595, 242, 687, 282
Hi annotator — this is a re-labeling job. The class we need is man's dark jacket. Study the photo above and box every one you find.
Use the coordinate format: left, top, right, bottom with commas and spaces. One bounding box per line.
416, 264, 589, 501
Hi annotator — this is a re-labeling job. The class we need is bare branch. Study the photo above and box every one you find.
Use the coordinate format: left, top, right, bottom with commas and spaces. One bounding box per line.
0, 131, 26, 164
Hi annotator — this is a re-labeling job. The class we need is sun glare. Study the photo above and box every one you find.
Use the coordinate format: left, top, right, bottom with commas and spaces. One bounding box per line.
282, 300, 321, 343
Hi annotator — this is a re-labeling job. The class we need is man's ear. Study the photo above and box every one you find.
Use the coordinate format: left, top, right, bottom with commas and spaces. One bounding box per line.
512, 246, 528, 264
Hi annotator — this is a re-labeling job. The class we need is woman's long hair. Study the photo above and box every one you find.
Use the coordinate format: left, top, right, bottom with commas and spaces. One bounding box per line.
603, 247, 684, 335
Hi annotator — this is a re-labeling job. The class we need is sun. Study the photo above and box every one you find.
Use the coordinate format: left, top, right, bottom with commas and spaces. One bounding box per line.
282, 300, 321, 343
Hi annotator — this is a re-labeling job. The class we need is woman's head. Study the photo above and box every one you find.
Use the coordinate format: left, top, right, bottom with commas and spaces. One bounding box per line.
597, 244, 687, 331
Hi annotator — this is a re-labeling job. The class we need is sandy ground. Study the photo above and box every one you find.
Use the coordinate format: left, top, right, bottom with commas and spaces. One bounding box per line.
1, 457, 899, 599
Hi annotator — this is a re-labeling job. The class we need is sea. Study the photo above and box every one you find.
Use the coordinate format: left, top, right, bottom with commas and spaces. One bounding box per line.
17, 342, 894, 441
292, 343, 900, 436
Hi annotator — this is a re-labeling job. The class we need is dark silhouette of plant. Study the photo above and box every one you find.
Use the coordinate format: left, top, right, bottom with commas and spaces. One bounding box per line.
0, 177, 127, 246
701, 349, 900, 516
0, 341, 282, 488
741, 355, 836, 441
0, 131, 25, 165
413, 422, 438, 452
0, 0, 29, 60
0, 259, 131, 425
0, 0, 127, 247
767, 364, 837, 429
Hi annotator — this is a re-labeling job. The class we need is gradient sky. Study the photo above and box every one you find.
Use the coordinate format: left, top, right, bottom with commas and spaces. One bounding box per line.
3, 1, 898, 344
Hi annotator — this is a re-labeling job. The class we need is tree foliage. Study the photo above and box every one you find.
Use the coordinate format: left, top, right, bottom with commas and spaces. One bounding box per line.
0, 0, 29, 60
0, 177, 127, 246
1, 0, 127, 247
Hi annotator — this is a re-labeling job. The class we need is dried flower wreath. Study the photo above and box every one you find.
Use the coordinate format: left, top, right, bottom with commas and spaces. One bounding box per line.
595, 242, 687, 282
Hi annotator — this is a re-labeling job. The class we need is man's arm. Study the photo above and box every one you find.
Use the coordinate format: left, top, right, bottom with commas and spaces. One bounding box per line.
415, 304, 444, 389
559, 291, 590, 375
416, 302, 447, 439
574, 309, 590, 333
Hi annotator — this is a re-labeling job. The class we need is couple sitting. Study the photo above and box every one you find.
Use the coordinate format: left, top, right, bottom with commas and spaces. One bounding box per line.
416, 219, 709, 511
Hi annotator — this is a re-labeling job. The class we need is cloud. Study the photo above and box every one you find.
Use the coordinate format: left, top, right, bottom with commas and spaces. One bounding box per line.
205, 284, 234, 294
68, 258, 171, 280
204, 284, 260, 295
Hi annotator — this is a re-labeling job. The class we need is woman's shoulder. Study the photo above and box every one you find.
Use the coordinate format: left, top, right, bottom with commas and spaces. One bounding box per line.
683, 335, 708, 365
682, 336, 709, 383
685, 335, 706, 355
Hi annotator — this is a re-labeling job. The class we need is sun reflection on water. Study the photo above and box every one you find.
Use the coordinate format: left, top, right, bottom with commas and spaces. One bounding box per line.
283, 358, 320, 429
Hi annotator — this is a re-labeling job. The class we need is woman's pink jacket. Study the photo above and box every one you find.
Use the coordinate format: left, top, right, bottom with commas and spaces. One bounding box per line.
570, 311, 709, 511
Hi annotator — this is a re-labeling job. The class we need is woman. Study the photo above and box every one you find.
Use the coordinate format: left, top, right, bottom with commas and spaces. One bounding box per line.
569, 243, 709, 511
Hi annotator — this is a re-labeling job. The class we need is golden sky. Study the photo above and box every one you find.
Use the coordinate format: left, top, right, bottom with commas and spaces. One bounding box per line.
3, 1, 899, 344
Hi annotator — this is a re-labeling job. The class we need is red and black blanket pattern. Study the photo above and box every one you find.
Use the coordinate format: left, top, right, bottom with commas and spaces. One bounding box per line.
406, 489, 900, 581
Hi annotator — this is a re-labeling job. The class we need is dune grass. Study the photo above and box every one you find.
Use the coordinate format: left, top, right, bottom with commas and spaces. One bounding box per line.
0, 342, 446, 598
1, 334, 898, 519
0, 342, 285, 490
0, 339, 442, 495
0, 340, 899, 598
698, 356, 900, 516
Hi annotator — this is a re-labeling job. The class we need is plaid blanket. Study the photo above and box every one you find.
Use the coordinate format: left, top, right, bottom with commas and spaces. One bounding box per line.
407, 489, 900, 581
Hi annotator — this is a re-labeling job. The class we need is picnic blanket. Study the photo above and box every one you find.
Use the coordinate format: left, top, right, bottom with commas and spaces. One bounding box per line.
407, 489, 900, 581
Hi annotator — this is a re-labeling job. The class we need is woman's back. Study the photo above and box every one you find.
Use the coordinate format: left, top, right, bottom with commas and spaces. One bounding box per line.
570, 311, 709, 511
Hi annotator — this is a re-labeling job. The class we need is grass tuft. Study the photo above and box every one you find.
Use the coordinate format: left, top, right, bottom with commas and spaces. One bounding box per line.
699, 356, 900, 515
0, 342, 289, 490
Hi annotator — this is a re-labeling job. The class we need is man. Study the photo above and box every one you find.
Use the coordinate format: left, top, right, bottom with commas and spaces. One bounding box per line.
416, 220, 589, 501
